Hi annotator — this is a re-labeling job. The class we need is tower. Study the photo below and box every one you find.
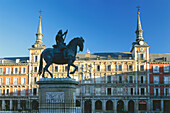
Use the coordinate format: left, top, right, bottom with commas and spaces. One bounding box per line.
28, 14, 46, 96
131, 9, 150, 98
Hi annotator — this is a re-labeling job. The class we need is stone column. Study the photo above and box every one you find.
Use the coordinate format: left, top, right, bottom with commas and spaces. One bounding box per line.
2, 100, 5, 110
10, 99, 13, 110
102, 100, 106, 111
135, 100, 139, 113
150, 100, 153, 112
125, 100, 128, 112
114, 100, 117, 113
161, 99, 164, 112
81, 99, 84, 113
92, 99, 95, 113
147, 100, 150, 112
18, 100, 21, 109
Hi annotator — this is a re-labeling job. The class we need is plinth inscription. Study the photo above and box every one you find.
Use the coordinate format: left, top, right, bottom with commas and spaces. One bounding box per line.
46, 92, 64, 103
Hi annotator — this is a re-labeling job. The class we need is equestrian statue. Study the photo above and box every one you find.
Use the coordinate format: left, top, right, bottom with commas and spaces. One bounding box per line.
38, 29, 84, 78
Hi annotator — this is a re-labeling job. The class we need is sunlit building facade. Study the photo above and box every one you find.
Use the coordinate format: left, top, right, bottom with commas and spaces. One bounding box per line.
0, 10, 169, 113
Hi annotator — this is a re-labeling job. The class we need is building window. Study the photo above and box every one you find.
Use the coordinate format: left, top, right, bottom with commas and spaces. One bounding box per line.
153, 65, 159, 73
21, 89, 26, 96
141, 76, 144, 83
95, 88, 101, 95
13, 88, 18, 96
85, 85, 90, 94
118, 76, 122, 83
65, 66, 68, 72
33, 88, 37, 96
34, 55, 38, 62
164, 76, 170, 84
153, 76, 159, 84
21, 77, 26, 85
141, 88, 145, 95
117, 87, 123, 95
13, 67, 19, 74
6, 78, 10, 85
0, 89, 2, 96
154, 88, 160, 96
139, 54, 144, 60
107, 65, 111, 71
128, 65, 133, 71
130, 88, 133, 95
140, 65, 144, 71
165, 88, 169, 96
6, 67, 11, 74
0, 68, 3, 74
21, 67, 26, 74
164, 65, 169, 73
107, 88, 111, 95
6, 89, 10, 96
118, 65, 122, 71
97, 65, 100, 71
107, 76, 111, 83
34, 67, 37, 73
54, 66, 58, 72
129, 76, 133, 83
0, 78, 2, 85
13, 77, 18, 85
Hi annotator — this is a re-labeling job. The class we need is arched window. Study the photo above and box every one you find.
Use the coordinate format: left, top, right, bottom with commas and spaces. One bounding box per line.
95, 100, 102, 110
106, 100, 113, 110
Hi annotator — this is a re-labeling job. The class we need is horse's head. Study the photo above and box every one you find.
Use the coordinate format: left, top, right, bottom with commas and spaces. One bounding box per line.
67, 37, 84, 53
78, 37, 84, 51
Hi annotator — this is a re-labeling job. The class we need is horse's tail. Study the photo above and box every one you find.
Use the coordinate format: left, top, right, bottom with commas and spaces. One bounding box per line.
38, 53, 43, 75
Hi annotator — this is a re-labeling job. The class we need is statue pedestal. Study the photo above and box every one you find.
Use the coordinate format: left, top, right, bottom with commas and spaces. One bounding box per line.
37, 78, 78, 113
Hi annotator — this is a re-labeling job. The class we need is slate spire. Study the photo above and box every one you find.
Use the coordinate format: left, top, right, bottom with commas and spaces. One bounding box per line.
135, 11, 144, 42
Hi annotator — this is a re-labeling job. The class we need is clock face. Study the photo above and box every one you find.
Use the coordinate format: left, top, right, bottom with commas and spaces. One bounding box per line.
139, 41, 144, 45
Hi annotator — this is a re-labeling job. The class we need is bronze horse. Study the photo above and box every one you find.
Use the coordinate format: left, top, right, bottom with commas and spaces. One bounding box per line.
38, 37, 84, 78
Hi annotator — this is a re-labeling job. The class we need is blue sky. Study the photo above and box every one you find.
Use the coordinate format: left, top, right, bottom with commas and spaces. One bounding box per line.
0, 0, 170, 57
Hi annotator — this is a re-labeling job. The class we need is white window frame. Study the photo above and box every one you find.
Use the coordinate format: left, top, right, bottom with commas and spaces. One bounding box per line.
6, 78, 10, 85
21, 88, 26, 96
13, 77, 18, 85
0, 68, 3, 75
154, 88, 160, 96
21, 67, 26, 74
0, 78, 2, 85
139, 65, 145, 71
0, 89, 2, 96
13, 67, 19, 74
33, 66, 38, 73
164, 76, 169, 84
5, 88, 10, 96
153, 76, 159, 84
163, 65, 169, 73
164, 88, 170, 96
96, 65, 101, 72
33, 55, 39, 62
153, 65, 159, 73
128, 76, 134, 83
5, 67, 11, 74
21, 77, 26, 85
13, 88, 18, 96
95, 87, 101, 96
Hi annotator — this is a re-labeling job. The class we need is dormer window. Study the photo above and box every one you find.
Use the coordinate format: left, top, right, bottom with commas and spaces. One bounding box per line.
118, 55, 122, 60
97, 56, 100, 60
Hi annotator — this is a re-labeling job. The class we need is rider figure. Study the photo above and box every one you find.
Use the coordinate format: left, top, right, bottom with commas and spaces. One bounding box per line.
53, 29, 68, 59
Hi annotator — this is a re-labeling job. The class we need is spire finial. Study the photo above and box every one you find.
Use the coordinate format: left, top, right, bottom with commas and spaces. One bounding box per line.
39, 10, 42, 18
136, 6, 140, 14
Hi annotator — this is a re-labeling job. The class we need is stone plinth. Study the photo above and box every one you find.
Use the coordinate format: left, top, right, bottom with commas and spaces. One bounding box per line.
37, 78, 78, 113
